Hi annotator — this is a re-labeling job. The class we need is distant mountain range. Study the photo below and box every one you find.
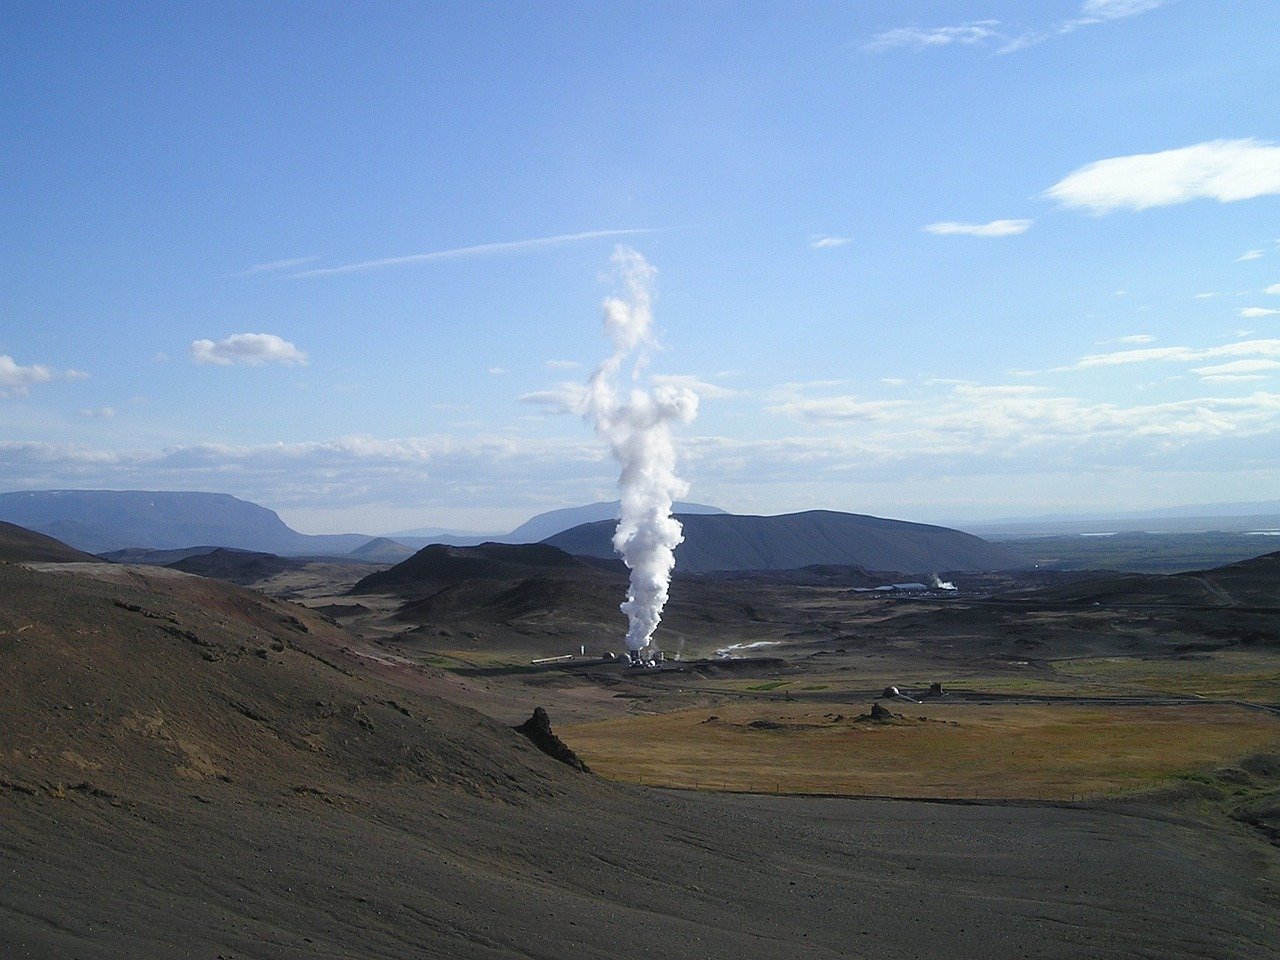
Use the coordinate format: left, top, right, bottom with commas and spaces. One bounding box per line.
0, 489, 1022, 574
965, 500, 1280, 538
545, 510, 1025, 574
385, 500, 726, 548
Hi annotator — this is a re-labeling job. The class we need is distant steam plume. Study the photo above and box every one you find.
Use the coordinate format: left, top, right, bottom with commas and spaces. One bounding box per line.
582, 248, 698, 658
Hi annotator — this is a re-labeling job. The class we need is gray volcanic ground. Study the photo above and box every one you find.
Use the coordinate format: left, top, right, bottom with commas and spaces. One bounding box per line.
2, 526, 1279, 958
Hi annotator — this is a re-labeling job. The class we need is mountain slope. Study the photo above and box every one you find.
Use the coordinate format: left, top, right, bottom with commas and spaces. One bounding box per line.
0, 489, 371, 555
2, 561, 1277, 959
546, 510, 1025, 574
0, 521, 98, 563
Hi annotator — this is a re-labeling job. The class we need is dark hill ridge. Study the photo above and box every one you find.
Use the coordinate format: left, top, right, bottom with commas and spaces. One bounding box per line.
3, 557, 1279, 957
0, 521, 97, 563
546, 509, 1026, 574
348, 536, 416, 563
1036, 550, 1280, 609
352, 541, 588, 598
166, 547, 309, 585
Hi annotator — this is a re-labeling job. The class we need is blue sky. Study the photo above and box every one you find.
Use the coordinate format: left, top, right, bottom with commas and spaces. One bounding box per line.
3, 0, 1280, 534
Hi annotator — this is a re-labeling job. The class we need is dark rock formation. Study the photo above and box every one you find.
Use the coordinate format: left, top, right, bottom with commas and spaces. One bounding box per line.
514, 707, 590, 772
869, 702, 894, 722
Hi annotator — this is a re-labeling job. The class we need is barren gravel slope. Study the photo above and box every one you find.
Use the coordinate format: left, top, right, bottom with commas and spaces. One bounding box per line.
2, 562, 1277, 960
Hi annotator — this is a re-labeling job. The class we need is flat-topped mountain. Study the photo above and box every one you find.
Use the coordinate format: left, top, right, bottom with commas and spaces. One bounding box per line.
0, 489, 370, 555
546, 509, 1026, 574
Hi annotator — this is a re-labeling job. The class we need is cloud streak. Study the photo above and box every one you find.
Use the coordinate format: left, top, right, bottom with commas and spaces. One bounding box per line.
1047, 139, 1280, 214
291, 229, 656, 278
863, 21, 1000, 51
866, 2, 1165, 55
923, 219, 1032, 237
239, 256, 319, 277
1064, 339, 1280, 370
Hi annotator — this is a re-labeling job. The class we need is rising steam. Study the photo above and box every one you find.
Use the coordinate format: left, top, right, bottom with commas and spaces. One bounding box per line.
581, 248, 698, 657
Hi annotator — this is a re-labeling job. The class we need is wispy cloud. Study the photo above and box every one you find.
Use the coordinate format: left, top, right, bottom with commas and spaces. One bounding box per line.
238, 256, 319, 277
79, 406, 116, 419
1241, 307, 1280, 318
809, 235, 852, 249
862, 20, 1000, 51
923, 219, 1032, 237
1117, 334, 1155, 344
291, 229, 655, 278
1191, 359, 1280, 382
651, 374, 744, 400
1064, 338, 1280, 370
1238, 250, 1266, 261
865, 2, 1165, 55
190, 333, 308, 366
1047, 139, 1280, 214
1063, 0, 1165, 30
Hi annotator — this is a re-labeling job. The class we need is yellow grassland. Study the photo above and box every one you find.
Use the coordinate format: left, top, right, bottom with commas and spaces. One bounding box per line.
562, 702, 1280, 800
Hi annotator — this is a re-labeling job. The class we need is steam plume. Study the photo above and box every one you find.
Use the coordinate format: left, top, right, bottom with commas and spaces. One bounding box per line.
582, 248, 698, 656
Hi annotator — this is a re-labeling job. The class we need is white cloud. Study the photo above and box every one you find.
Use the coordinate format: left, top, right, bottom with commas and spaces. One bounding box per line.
880, 378, 907, 387
1117, 334, 1155, 344
1266, 284, 1280, 295
519, 383, 588, 414
79, 407, 116, 419
863, 21, 1000, 51
1238, 250, 1266, 262
64, 369, 90, 381
546, 359, 582, 370
0, 355, 54, 398
923, 219, 1032, 237
487, 366, 508, 375
1241, 307, 1280, 318
809, 235, 852, 249
190, 333, 308, 366
1047, 140, 1280, 214
1195, 292, 1219, 299
291, 229, 654, 278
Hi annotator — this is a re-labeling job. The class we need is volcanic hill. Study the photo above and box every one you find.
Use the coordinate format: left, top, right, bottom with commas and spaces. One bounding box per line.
0, 520, 99, 563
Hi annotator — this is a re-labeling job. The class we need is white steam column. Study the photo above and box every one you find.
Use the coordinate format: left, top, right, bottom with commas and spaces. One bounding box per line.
580, 247, 697, 663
